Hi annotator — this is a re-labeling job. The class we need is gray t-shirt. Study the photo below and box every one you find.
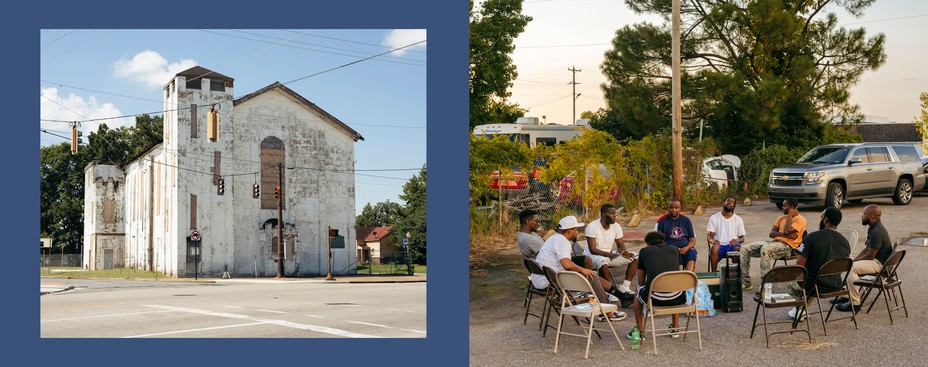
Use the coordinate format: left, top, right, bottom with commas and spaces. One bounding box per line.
518, 232, 545, 259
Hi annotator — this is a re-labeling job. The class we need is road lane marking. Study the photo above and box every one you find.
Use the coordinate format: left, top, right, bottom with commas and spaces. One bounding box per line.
42, 310, 173, 322
125, 322, 267, 338
256, 309, 287, 314
143, 305, 381, 338
344, 320, 426, 335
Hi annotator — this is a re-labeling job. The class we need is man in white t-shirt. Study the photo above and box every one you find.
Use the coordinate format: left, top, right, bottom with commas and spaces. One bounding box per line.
585, 204, 638, 306
706, 195, 746, 272
531, 216, 623, 309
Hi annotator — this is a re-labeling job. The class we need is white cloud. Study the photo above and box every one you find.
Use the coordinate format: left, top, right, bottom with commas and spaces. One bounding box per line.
382, 29, 427, 56
40, 87, 134, 146
112, 50, 197, 88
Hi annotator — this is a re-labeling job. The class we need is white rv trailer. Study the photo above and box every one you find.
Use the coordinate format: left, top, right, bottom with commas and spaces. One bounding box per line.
472, 117, 588, 148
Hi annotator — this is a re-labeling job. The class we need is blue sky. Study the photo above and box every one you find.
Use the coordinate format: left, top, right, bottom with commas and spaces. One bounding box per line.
40, 29, 427, 215
506, 0, 928, 127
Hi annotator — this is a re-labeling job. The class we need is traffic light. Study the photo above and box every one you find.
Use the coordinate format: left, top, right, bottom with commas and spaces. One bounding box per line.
207, 105, 219, 142
274, 186, 280, 200
252, 183, 260, 198
217, 178, 225, 195
70, 124, 82, 154
328, 228, 339, 238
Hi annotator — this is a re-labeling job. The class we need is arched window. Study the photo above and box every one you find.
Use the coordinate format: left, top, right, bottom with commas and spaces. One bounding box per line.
261, 137, 285, 209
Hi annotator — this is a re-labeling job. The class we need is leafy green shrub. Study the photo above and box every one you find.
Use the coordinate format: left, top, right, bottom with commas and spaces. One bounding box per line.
739, 144, 807, 198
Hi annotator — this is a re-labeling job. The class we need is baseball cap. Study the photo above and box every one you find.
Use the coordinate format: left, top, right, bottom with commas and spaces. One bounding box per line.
558, 216, 585, 230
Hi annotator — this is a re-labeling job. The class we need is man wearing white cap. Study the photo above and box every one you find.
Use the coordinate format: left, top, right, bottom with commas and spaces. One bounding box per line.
532, 216, 627, 319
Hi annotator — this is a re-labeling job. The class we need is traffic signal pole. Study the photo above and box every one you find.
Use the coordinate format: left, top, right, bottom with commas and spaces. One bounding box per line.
276, 163, 284, 278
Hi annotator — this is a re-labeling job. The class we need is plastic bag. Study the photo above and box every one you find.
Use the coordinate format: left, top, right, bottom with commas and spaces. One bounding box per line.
685, 280, 717, 317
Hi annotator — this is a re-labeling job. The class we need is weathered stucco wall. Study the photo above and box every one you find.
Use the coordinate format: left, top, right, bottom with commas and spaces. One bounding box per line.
82, 164, 124, 270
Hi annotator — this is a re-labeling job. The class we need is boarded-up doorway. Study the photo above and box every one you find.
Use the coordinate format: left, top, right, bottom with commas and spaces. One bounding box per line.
103, 249, 114, 270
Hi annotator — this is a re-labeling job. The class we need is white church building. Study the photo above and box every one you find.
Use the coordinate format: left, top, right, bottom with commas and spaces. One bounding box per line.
82, 66, 364, 278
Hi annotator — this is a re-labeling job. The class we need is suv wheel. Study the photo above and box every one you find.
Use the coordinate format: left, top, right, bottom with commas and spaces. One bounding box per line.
892, 179, 913, 205
825, 182, 844, 209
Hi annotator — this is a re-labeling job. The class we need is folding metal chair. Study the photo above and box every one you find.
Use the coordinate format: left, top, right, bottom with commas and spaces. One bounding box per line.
541, 266, 596, 338
837, 229, 859, 256
854, 249, 908, 325
750, 265, 812, 348
643, 270, 703, 355
806, 258, 857, 335
554, 271, 624, 359
523, 259, 548, 329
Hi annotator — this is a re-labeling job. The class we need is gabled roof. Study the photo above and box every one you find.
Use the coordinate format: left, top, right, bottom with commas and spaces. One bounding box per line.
852, 123, 922, 143
234, 82, 364, 142
356, 226, 392, 242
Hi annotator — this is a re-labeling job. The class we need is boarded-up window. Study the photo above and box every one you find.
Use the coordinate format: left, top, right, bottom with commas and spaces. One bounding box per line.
213, 151, 222, 186
156, 163, 161, 213
190, 104, 198, 139
271, 236, 294, 260
210, 79, 225, 92
103, 199, 115, 224
186, 79, 201, 90
260, 137, 285, 210
190, 194, 197, 229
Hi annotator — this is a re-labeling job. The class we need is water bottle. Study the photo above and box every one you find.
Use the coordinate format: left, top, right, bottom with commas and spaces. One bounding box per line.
763, 283, 772, 302
631, 325, 641, 350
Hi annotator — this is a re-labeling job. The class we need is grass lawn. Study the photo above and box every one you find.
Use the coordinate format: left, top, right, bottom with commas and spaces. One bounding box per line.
356, 263, 426, 274
39, 266, 166, 279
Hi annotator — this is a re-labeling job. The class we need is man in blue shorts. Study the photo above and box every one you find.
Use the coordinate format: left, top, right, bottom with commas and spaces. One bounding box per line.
654, 198, 697, 271
707, 196, 746, 272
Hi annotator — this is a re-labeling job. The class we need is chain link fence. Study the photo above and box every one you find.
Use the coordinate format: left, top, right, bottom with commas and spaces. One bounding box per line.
40, 254, 81, 268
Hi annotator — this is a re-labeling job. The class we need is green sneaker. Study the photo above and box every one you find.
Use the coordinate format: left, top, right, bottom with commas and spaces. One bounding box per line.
742, 280, 753, 291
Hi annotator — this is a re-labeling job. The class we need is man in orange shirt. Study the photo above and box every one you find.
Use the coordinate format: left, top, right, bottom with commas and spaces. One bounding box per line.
738, 198, 807, 290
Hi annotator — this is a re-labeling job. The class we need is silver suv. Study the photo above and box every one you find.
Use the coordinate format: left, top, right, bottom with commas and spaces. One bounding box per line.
767, 143, 926, 209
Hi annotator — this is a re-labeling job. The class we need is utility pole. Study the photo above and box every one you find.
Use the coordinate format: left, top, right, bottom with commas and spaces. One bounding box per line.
671, 0, 684, 201
569, 66, 581, 123
276, 163, 284, 278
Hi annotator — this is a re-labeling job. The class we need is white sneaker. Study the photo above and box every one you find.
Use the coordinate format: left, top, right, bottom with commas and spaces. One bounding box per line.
606, 293, 619, 302
787, 307, 807, 320
618, 284, 633, 294
597, 311, 627, 322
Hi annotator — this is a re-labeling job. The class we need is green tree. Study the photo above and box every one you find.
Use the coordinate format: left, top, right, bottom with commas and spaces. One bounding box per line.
469, 133, 533, 205
356, 200, 404, 227
470, 0, 532, 129
594, 0, 885, 155
392, 166, 427, 264
40, 115, 164, 255
916, 92, 928, 152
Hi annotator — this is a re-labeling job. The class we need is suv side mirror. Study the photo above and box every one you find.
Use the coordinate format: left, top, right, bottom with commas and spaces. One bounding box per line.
848, 158, 862, 166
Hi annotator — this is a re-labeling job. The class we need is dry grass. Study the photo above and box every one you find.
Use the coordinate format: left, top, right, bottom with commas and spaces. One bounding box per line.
470, 229, 518, 268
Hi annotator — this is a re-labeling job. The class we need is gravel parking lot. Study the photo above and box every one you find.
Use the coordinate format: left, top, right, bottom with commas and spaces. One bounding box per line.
470, 196, 928, 365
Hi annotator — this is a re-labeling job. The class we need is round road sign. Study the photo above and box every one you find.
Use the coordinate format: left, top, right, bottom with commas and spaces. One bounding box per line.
191, 230, 201, 241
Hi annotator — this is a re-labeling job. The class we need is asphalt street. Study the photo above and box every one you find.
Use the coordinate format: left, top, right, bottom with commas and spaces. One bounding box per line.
470, 197, 928, 365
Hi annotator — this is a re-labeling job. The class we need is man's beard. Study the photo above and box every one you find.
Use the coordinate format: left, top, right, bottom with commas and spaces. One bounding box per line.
723, 205, 735, 213
861, 218, 870, 226
819, 219, 826, 230
783, 207, 789, 215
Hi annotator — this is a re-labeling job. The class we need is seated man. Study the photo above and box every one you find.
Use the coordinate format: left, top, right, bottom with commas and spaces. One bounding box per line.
517, 209, 545, 260
585, 204, 638, 306
835, 204, 893, 313
739, 197, 806, 290
787, 207, 850, 319
707, 195, 746, 272
531, 216, 626, 319
629, 231, 687, 340
654, 198, 697, 271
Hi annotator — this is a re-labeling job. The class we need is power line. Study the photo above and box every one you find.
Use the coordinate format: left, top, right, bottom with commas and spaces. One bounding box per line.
279, 29, 426, 55
211, 29, 426, 66
283, 40, 426, 85
842, 13, 928, 26
41, 80, 162, 103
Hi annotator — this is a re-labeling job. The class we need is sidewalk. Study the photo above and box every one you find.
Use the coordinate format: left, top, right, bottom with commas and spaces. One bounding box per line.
40, 273, 426, 295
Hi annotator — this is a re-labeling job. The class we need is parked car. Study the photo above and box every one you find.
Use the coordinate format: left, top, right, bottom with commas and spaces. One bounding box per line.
703, 154, 741, 190
919, 156, 928, 193
767, 143, 927, 209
